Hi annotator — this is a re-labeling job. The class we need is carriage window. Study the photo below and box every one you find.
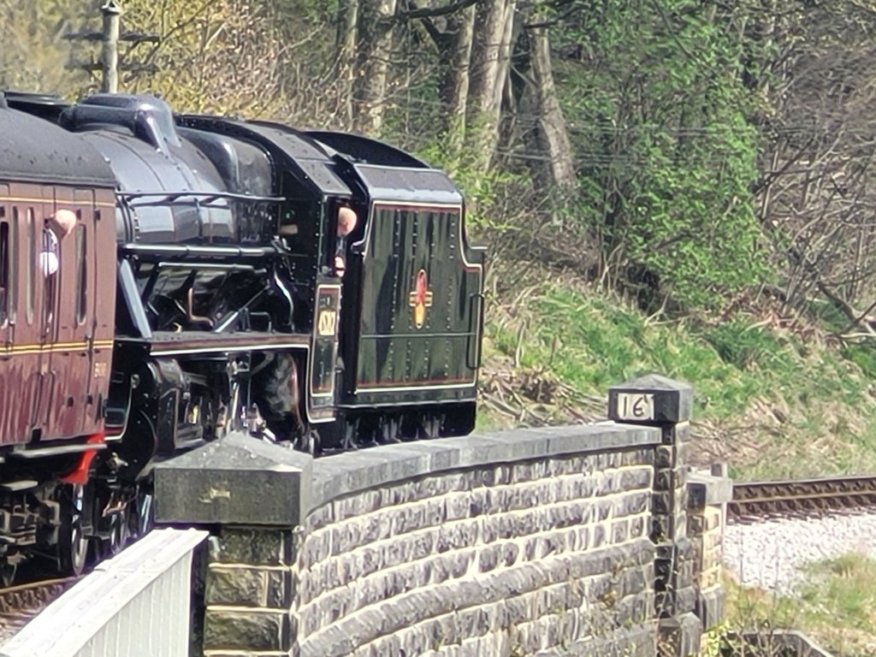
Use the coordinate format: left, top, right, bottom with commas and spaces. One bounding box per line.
0, 222, 8, 324
12, 208, 33, 325
24, 209, 34, 325
75, 225, 87, 325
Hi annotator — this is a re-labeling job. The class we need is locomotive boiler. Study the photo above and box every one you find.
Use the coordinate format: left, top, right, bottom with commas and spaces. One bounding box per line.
0, 92, 485, 580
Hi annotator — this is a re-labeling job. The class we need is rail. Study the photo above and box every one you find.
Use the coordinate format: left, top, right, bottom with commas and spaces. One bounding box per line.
729, 475, 876, 521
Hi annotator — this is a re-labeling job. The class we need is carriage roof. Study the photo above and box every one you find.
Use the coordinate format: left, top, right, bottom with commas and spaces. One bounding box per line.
0, 101, 117, 187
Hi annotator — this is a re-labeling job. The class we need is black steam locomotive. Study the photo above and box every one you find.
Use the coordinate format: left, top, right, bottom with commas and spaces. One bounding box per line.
0, 92, 485, 580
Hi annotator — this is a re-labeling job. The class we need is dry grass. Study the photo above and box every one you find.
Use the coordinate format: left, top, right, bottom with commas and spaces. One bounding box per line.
478, 360, 606, 430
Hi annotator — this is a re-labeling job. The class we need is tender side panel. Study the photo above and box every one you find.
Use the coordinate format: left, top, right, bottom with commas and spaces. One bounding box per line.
354, 204, 482, 395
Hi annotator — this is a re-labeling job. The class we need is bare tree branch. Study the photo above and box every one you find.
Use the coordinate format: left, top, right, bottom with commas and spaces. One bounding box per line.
396, 0, 478, 21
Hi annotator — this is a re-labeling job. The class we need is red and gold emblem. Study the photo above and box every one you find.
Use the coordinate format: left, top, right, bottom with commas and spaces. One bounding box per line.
408, 269, 433, 329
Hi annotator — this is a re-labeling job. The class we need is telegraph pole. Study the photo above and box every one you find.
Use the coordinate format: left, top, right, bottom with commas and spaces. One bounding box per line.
100, 1, 120, 93
65, 1, 160, 93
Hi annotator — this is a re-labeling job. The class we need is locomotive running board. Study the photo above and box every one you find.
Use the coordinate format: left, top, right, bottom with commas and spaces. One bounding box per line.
129, 331, 310, 357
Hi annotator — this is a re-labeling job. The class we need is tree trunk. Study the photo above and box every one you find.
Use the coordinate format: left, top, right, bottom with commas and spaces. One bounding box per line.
336, 0, 358, 126
442, 5, 474, 130
466, 0, 516, 166
529, 23, 577, 191
353, 0, 397, 135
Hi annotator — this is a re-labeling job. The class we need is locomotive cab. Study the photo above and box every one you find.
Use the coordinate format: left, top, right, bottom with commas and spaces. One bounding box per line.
175, 115, 360, 440
306, 132, 487, 446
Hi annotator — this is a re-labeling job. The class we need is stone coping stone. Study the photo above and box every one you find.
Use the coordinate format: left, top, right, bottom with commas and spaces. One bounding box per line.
155, 422, 659, 527
310, 422, 660, 509
155, 432, 313, 526
687, 470, 734, 507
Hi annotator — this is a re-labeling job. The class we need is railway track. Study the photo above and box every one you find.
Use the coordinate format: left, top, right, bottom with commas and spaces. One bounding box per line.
729, 475, 876, 522
0, 576, 81, 641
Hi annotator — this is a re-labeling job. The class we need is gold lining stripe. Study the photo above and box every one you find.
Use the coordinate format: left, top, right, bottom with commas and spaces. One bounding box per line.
356, 381, 477, 393
0, 339, 114, 356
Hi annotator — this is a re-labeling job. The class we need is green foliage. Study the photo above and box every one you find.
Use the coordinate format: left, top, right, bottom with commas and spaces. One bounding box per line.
796, 556, 876, 656
701, 321, 790, 371
0, 0, 90, 95
551, 0, 767, 308
698, 622, 731, 657
724, 554, 876, 657
843, 344, 876, 379
120, 0, 298, 115
491, 283, 789, 418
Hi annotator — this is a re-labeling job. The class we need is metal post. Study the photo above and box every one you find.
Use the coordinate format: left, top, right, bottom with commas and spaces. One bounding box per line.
101, 1, 122, 93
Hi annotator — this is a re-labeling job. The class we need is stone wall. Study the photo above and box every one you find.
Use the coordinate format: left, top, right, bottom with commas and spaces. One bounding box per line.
156, 375, 721, 657
297, 446, 656, 657
203, 527, 295, 653
687, 467, 733, 632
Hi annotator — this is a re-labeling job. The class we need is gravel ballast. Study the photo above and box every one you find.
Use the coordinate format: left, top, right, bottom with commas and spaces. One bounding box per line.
723, 513, 876, 594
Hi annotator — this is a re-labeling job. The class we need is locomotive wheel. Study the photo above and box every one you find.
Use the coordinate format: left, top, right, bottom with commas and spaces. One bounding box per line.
130, 487, 154, 539
96, 514, 126, 560
57, 484, 89, 576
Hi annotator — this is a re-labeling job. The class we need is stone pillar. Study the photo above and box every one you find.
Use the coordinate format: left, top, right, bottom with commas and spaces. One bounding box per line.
153, 432, 313, 657
687, 464, 733, 631
609, 374, 702, 657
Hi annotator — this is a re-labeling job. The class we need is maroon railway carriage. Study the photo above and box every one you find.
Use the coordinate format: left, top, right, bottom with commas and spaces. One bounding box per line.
0, 97, 117, 580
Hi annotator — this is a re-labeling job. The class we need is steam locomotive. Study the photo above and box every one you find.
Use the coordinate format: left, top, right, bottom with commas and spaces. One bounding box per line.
0, 92, 485, 581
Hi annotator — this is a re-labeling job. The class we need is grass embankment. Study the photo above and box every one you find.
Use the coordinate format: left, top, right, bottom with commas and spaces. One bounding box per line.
477, 268, 876, 481
720, 555, 876, 657
478, 270, 876, 652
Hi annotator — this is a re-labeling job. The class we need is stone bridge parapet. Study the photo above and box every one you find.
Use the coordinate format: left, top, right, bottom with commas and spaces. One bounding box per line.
155, 375, 724, 657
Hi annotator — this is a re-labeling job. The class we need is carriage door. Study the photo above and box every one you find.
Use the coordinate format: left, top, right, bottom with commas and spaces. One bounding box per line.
44, 188, 91, 439
13, 203, 49, 440
0, 194, 23, 445
0, 200, 40, 445
73, 188, 97, 436
32, 190, 60, 438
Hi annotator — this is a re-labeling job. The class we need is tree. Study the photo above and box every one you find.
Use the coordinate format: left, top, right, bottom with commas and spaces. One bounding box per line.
352, 0, 397, 135
0, 0, 88, 95
515, 2, 577, 193
742, 0, 876, 334
542, 0, 764, 308
465, 0, 516, 167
